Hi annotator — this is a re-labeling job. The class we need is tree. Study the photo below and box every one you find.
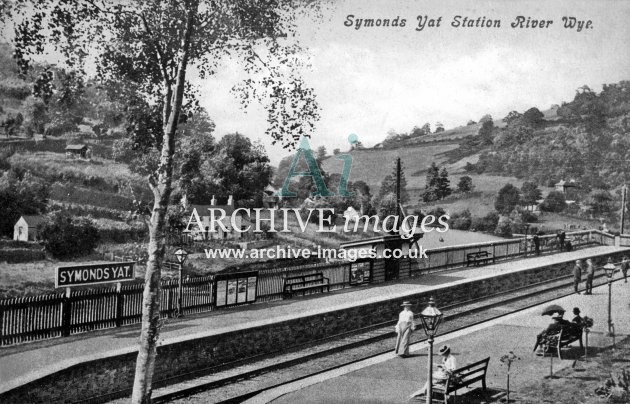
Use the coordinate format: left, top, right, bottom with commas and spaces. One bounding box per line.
333, 148, 340, 155
479, 114, 493, 124
479, 119, 494, 145
436, 167, 452, 199
503, 110, 522, 126
316, 145, 327, 162
39, 213, 99, 258
457, 176, 474, 193
435, 122, 444, 133
522, 107, 545, 127
422, 162, 440, 202
495, 184, 520, 214
22, 96, 49, 136
540, 190, 567, 213
7, 2, 321, 402
197, 133, 273, 206
421, 122, 431, 134
520, 182, 542, 206
0, 169, 49, 236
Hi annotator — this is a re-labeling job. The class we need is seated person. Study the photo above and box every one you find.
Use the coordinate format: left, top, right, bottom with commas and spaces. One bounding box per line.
409, 345, 457, 399
572, 307, 583, 327
534, 312, 573, 353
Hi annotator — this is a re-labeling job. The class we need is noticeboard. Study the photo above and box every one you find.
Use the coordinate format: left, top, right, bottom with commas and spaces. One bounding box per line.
349, 260, 372, 285
215, 271, 258, 307
55, 262, 136, 288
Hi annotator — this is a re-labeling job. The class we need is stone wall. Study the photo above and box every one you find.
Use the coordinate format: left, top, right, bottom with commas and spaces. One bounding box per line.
2, 251, 623, 403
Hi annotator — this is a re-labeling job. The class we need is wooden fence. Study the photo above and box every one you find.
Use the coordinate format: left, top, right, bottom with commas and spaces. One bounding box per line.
0, 276, 213, 346
413, 230, 604, 274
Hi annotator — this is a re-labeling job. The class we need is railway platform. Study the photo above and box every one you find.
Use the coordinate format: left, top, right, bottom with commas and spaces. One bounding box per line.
0, 245, 628, 399
258, 279, 630, 404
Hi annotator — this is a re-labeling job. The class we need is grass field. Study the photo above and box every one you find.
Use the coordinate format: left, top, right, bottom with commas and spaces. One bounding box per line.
9, 151, 147, 193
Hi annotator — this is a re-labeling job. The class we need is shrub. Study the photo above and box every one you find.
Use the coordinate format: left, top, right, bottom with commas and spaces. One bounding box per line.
541, 191, 567, 212
494, 216, 513, 237
471, 211, 500, 232
38, 213, 100, 258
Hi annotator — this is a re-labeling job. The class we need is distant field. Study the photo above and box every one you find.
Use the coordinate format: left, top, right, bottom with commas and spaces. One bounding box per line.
9, 151, 148, 193
322, 143, 459, 191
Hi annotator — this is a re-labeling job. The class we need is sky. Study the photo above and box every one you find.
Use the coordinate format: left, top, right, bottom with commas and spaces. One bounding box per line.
198, 0, 630, 164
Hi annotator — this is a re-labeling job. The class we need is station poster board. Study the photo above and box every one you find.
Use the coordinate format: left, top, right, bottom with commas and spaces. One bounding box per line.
215, 271, 258, 307
55, 262, 136, 288
349, 260, 372, 286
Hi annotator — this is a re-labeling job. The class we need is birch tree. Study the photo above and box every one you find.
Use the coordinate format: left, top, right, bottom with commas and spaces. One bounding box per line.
4, 1, 320, 402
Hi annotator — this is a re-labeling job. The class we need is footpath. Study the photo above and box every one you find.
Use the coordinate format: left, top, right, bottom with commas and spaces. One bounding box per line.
0, 245, 626, 396
259, 277, 630, 404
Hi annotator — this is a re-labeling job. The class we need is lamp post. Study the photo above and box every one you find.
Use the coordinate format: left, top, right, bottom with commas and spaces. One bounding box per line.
174, 247, 188, 317
603, 262, 615, 338
419, 297, 443, 404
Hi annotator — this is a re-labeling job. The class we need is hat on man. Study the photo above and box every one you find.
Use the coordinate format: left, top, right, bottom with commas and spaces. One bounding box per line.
401, 301, 413, 307
439, 345, 451, 355
573, 307, 581, 314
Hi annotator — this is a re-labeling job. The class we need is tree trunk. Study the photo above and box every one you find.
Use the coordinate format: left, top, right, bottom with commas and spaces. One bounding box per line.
130, 3, 198, 403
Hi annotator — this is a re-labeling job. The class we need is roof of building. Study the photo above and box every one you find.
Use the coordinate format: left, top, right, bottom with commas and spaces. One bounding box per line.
186, 204, 237, 217
65, 144, 88, 151
19, 215, 45, 227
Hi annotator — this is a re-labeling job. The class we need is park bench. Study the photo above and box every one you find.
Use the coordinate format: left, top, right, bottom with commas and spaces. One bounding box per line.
466, 251, 495, 267
432, 357, 490, 404
534, 327, 583, 359
283, 272, 330, 298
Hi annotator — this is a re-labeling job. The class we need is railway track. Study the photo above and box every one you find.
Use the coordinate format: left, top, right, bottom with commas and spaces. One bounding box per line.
95, 272, 618, 404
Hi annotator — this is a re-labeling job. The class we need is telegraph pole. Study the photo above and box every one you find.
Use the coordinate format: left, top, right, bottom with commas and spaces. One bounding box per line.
396, 157, 401, 210
621, 185, 627, 234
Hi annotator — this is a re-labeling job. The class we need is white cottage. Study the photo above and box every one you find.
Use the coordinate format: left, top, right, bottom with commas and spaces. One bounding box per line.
13, 215, 44, 241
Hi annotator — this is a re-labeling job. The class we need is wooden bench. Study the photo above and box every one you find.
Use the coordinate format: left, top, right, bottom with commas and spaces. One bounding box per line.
432, 357, 490, 404
283, 272, 330, 298
534, 327, 583, 359
466, 251, 495, 267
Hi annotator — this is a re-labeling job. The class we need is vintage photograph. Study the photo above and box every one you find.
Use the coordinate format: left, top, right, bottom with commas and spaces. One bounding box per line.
1, 0, 629, 403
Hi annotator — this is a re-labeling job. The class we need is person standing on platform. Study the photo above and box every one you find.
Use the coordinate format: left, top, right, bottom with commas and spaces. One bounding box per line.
621, 255, 629, 283
533, 233, 541, 255
585, 258, 595, 294
395, 301, 416, 357
559, 231, 566, 251
573, 259, 583, 294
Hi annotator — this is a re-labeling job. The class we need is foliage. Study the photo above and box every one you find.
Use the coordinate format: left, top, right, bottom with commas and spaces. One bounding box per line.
38, 212, 99, 258
471, 211, 500, 232
540, 190, 567, 213
189, 133, 272, 206
422, 163, 452, 202
457, 175, 474, 193
494, 215, 513, 237
520, 181, 542, 205
477, 81, 630, 189
449, 209, 472, 230
0, 169, 49, 237
495, 183, 520, 213
22, 96, 49, 135
478, 118, 494, 145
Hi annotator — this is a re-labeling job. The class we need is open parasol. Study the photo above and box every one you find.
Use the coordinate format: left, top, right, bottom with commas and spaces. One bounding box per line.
541, 304, 565, 316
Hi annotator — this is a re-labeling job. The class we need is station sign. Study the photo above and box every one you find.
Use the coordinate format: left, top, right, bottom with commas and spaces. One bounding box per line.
55, 262, 136, 288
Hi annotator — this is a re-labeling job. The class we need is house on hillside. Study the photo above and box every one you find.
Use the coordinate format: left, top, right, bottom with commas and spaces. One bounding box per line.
65, 144, 91, 159
183, 195, 247, 240
13, 215, 44, 241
